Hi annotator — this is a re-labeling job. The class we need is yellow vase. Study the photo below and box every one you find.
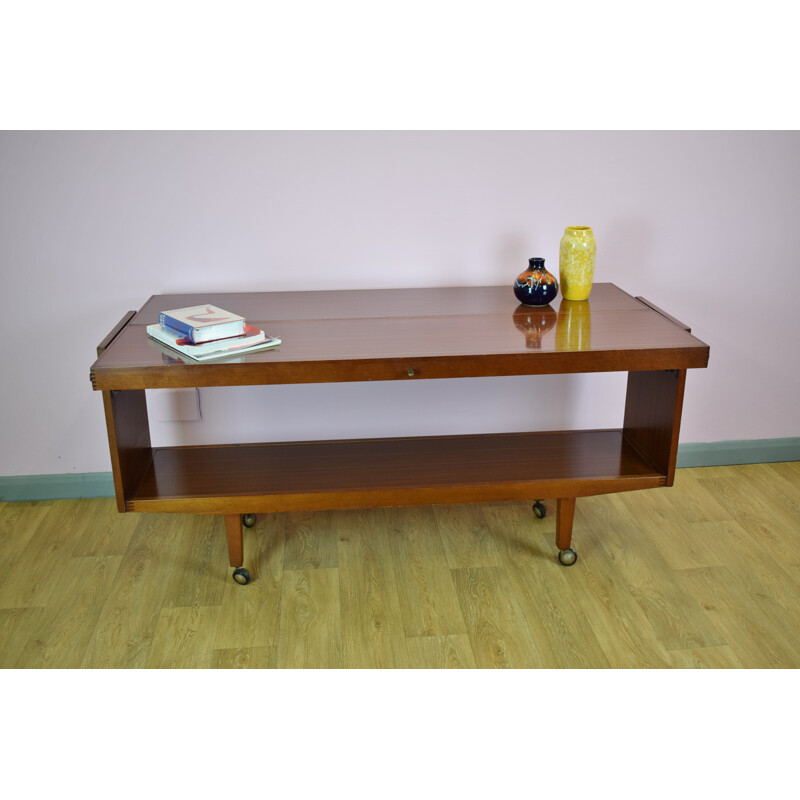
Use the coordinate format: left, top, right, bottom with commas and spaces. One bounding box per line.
559, 226, 596, 301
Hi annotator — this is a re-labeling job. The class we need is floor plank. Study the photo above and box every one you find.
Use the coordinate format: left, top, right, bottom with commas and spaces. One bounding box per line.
161, 514, 228, 609
337, 509, 410, 668
276, 568, 342, 668
211, 647, 277, 668
404, 635, 478, 668
484, 501, 612, 668
283, 510, 339, 571
586, 495, 726, 652
80, 514, 185, 668
0, 501, 85, 609
145, 605, 221, 668
676, 566, 800, 668
667, 644, 746, 669
214, 513, 285, 650
0, 502, 53, 582
433, 502, 504, 570
451, 566, 542, 668
17, 555, 123, 668
70, 498, 139, 557
385, 506, 467, 638
556, 537, 677, 668
0, 607, 45, 668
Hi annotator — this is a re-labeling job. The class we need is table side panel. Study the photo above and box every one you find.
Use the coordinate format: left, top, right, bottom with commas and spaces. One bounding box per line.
623, 368, 687, 486
101, 388, 153, 512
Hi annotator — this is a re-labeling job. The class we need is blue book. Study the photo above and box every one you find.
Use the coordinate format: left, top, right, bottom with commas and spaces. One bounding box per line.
158, 304, 246, 344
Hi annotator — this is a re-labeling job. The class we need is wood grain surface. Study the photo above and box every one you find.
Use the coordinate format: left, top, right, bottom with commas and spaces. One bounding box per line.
3, 462, 798, 668
123, 429, 665, 515
90, 284, 710, 390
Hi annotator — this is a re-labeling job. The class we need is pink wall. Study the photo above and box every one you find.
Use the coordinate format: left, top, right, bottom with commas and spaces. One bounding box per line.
1, 131, 798, 476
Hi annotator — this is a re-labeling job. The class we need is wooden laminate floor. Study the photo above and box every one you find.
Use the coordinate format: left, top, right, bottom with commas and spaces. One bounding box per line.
1, 462, 799, 668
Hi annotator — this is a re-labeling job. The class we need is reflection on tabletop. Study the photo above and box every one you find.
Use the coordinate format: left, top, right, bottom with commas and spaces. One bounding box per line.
512, 299, 591, 351
512, 304, 557, 349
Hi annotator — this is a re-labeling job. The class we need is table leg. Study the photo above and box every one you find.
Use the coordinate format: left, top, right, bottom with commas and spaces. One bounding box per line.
224, 515, 251, 584
224, 514, 244, 567
556, 497, 578, 566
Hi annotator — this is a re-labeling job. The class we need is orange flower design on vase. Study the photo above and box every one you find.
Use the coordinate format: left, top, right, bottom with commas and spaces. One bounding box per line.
513, 257, 559, 306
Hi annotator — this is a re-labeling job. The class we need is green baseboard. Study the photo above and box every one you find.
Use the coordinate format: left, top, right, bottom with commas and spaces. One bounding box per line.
2, 438, 798, 502
675, 437, 800, 468
0, 472, 115, 502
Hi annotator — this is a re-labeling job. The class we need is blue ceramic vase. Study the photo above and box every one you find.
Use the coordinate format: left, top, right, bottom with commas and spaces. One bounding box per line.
513, 257, 559, 307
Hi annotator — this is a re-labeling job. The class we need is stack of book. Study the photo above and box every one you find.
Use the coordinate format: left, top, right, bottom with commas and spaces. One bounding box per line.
146, 304, 281, 361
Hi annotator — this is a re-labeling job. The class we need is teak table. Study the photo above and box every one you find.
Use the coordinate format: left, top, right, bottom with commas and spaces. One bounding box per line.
90, 284, 709, 584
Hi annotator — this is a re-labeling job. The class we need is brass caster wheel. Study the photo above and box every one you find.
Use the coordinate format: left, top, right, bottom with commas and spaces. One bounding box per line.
242, 514, 256, 528
232, 567, 251, 585
558, 549, 578, 567
532, 501, 546, 519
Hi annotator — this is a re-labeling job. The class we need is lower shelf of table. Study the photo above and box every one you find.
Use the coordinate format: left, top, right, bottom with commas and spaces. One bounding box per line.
123, 428, 665, 514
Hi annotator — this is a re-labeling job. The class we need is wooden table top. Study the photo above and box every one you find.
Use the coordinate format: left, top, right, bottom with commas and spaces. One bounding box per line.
90, 284, 710, 390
